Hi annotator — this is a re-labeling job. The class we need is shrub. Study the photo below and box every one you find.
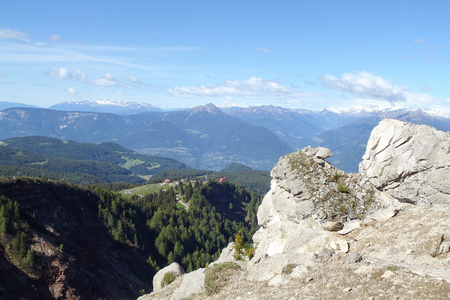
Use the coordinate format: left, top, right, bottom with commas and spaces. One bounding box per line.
161, 271, 177, 288
233, 230, 255, 261
282, 263, 297, 274
337, 182, 349, 193
386, 265, 398, 271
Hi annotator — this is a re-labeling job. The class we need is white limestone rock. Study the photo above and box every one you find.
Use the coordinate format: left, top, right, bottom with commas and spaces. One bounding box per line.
171, 268, 205, 300
212, 242, 237, 265
360, 119, 450, 204
152, 262, 185, 293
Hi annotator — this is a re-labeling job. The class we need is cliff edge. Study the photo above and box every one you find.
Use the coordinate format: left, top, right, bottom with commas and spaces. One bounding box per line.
142, 119, 450, 299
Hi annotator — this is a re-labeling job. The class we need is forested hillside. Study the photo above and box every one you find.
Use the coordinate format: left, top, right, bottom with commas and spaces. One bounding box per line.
0, 177, 261, 299
148, 167, 270, 195
0, 136, 189, 185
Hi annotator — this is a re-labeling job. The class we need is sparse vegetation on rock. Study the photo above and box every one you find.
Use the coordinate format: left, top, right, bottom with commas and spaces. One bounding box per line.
204, 262, 241, 296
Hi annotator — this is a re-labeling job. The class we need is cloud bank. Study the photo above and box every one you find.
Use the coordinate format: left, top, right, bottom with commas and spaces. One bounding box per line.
168, 77, 302, 100
0, 28, 27, 40
321, 71, 408, 103
47, 67, 140, 88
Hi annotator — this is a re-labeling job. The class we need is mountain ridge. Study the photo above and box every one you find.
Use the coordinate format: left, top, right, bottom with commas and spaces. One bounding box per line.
1, 102, 450, 172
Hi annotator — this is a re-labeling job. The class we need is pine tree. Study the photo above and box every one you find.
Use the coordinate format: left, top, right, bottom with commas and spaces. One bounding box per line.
233, 230, 245, 260
23, 249, 35, 266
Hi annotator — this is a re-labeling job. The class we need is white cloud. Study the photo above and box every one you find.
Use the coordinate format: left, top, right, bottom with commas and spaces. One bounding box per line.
256, 47, 271, 54
126, 76, 142, 84
168, 77, 301, 100
0, 71, 5, 76
321, 71, 408, 103
48, 67, 73, 79
47, 67, 131, 88
74, 68, 87, 80
49, 34, 61, 42
67, 87, 76, 94
88, 73, 125, 87
0, 28, 27, 40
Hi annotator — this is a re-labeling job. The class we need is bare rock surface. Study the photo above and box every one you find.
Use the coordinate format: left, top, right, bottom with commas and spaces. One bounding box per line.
144, 120, 450, 299
360, 119, 450, 204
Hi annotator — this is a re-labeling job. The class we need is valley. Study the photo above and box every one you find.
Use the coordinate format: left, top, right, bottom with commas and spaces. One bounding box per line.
1, 101, 450, 172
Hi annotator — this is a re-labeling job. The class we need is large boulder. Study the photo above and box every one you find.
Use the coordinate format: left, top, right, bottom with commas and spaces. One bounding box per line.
359, 119, 450, 204
152, 262, 184, 293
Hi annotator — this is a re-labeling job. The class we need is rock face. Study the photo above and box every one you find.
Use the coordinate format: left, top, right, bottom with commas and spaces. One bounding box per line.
146, 119, 450, 299
251, 145, 382, 266
360, 119, 450, 204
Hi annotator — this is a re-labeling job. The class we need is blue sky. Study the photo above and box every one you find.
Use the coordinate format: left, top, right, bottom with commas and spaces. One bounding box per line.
1, 1, 449, 113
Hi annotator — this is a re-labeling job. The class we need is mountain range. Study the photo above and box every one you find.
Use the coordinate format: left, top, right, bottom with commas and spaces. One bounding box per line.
49, 99, 163, 115
1, 100, 450, 172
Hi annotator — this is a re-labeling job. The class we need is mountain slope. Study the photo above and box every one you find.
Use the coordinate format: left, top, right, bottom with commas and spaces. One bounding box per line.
0, 178, 154, 299
0, 136, 190, 184
49, 99, 163, 115
0, 101, 38, 110
0, 108, 144, 143
154, 104, 293, 170
0, 105, 292, 170
0, 177, 263, 299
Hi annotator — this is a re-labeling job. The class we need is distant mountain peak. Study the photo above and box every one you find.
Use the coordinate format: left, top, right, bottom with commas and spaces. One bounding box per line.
325, 105, 450, 118
49, 99, 163, 115
189, 103, 223, 115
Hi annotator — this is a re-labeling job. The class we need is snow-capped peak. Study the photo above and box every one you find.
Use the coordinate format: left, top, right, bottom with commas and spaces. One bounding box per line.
49, 99, 163, 115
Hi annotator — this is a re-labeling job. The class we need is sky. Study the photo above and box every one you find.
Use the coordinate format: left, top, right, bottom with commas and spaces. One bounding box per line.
1, 1, 450, 113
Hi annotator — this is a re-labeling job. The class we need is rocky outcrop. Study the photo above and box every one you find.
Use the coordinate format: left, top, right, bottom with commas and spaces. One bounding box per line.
152, 263, 184, 293
146, 119, 450, 299
360, 119, 450, 204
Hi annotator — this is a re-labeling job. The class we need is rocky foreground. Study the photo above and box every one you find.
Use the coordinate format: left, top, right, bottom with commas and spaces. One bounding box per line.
142, 119, 450, 299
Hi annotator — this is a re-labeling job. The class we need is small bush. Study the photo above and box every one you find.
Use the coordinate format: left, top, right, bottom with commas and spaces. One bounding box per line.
161, 271, 177, 288
282, 263, 297, 274
337, 182, 349, 193
233, 230, 255, 261
386, 265, 398, 271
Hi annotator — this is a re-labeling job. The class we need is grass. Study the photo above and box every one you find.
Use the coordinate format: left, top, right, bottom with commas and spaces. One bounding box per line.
119, 157, 145, 169
386, 265, 398, 271
337, 182, 349, 193
204, 262, 241, 295
146, 162, 161, 170
30, 160, 48, 166
119, 183, 170, 198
